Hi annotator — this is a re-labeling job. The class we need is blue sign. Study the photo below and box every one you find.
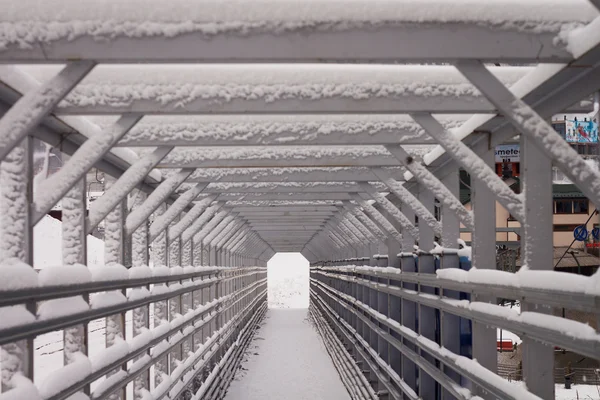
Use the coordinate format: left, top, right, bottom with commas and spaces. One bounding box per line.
574, 225, 589, 241
593, 228, 600, 241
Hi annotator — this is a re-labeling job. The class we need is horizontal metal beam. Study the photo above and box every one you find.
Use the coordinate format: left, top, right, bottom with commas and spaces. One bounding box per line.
183, 167, 405, 183
218, 193, 354, 201
205, 182, 385, 194
230, 206, 339, 212
115, 114, 454, 146
235, 211, 334, 217
0, 11, 583, 63
155, 147, 404, 168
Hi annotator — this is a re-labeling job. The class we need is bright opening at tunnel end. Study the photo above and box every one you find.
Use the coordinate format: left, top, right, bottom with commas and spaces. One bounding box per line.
267, 252, 309, 309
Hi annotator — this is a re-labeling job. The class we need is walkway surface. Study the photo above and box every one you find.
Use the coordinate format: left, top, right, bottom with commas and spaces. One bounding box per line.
225, 308, 350, 400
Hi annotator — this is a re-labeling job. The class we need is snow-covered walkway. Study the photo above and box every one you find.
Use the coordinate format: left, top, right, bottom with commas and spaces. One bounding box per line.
225, 309, 350, 400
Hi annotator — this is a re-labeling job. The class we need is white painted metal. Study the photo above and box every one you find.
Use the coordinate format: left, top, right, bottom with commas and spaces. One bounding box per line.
87, 146, 174, 232
32, 114, 142, 225
0, 62, 94, 159
457, 60, 600, 213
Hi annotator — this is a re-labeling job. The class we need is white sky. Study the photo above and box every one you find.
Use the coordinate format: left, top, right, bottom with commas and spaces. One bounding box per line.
267, 252, 309, 308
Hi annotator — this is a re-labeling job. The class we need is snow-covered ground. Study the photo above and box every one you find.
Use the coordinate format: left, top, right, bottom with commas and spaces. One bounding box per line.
511, 381, 600, 400
267, 253, 309, 309
34, 215, 105, 269
224, 309, 350, 400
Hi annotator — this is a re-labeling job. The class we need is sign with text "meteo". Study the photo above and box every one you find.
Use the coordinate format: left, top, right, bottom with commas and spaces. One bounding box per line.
495, 144, 520, 163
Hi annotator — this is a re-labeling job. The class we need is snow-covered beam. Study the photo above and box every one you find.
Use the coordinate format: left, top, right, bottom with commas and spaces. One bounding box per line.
411, 113, 525, 222
86, 146, 173, 233
115, 115, 451, 146
1, 1, 591, 63
155, 146, 403, 168
250, 225, 324, 230
125, 168, 194, 235
203, 182, 385, 194
18, 65, 534, 115
0, 61, 94, 160
409, 27, 600, 187
177, 202, 225, 244
151, 186, 212, 241
235, 211, 334, 217
351, 194, 402, 244
357, 183, 419, 240
183, 167, 405, 183
218, 193, 354, 201
191, 210, 230, 245
32, 114, 142, 225
244, 219, 329, 224
371, 168, 442, 236
385, 145, 474, 230
207, 217, 240, 247
456, 60, 600, 213
342, 201, 387, 242
230, 206, 338, 212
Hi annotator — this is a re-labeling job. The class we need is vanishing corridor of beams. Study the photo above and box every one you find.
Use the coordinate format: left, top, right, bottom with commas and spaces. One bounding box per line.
0, 2, 599, 400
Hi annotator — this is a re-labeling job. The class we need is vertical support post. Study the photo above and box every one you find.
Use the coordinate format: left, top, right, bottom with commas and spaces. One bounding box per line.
440, 172, 461, 400
130, 191, 150, 400
103, 175, 126, 400
167, 215, 182, 372
400, 198, 417, 393
471, 149, 497, 399
0, 137, 33, 390
151, 203, 169, 385
520, 135, 554, 399
417, 186, 437, 400
61, 169, 88, 393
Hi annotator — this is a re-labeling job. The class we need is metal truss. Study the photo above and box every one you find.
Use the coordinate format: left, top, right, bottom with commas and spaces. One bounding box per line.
0, 2, 599, 400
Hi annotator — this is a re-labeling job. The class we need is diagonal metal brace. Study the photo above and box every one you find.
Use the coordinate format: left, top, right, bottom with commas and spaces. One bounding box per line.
125, 168, 194, 236
456, 60, 600, 213
371, 167, 442, 236
167, 194, 217, 242
32, 114, 142, 225
350, 193, 403, 244
86, 146, 173, 233
342, 201, 388, 242
385, 144, 474, 230
357, 182, 419, 240
410, 113, 525, 222
0, 61, 95, 160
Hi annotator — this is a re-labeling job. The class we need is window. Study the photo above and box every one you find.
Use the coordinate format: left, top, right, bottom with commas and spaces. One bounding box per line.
554, 224, 580, 232
554, 199, 589, 214
555, 199, 573, 214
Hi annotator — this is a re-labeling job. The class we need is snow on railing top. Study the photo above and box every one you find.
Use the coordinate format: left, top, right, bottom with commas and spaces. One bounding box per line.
0, 0, 596, 50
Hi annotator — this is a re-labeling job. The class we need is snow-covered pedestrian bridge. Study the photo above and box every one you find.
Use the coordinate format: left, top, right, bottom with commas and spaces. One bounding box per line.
1, 1, 600, 399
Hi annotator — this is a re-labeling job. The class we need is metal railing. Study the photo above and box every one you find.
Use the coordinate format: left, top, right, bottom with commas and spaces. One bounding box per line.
0, 265, 267, 400
310, 251, 600, 400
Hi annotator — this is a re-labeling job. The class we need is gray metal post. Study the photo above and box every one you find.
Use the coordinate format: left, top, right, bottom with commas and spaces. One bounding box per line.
471, 148, 497, 399
520, 134, 554, 399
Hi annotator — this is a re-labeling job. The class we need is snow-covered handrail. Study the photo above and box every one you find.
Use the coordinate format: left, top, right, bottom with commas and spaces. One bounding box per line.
314, 265, 600, 314
313, 271, 600, 359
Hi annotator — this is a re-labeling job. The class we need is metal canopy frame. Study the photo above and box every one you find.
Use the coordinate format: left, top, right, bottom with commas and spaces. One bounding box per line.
0, 2, 599, 400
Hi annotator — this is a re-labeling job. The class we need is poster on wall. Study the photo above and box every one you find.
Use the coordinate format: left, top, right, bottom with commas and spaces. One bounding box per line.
495, 144, 520, 163
565, 119, 598, 143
